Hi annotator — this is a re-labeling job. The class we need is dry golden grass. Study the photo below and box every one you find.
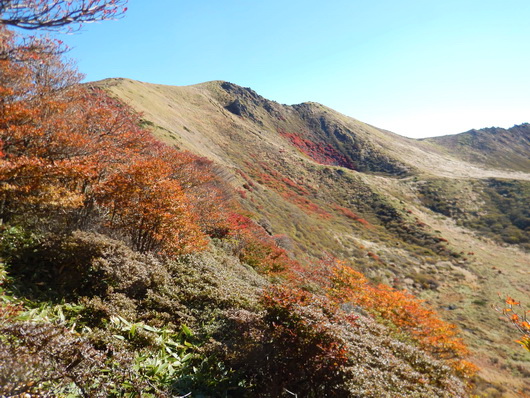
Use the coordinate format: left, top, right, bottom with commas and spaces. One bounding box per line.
98, 77, 530, 396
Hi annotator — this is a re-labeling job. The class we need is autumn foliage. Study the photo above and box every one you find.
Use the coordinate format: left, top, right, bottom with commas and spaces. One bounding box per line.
328, 262, 477, 377
333, 204, 372, 227
279, 129, 355, 169
256, 286, 350, 395
245, 161, 332, 218
0, 28, 226, 255
223, 213, 298, 274
498, 296, 530, 352
281, 255, 477, 380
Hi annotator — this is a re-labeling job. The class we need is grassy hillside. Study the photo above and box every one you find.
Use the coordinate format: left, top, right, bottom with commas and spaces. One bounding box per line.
98, 78, 530, 397
423, 124, 530, 173
1, 44, 483, 397
417, 178, 530, 250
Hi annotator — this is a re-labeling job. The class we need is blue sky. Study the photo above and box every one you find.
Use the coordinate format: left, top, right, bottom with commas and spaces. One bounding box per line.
58, 0, 530, 138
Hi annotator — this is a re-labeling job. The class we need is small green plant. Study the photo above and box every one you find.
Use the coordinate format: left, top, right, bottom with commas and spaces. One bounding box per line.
109, 315, 196, 387
0, 225, 40, 264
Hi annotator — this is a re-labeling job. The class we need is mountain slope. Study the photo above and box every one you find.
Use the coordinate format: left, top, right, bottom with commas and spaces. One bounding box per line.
98, 78, 530, 397
423, 124, 530, 173
98, 78, 530, 181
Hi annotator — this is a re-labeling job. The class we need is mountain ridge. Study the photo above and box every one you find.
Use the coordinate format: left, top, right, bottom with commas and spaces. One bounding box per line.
95, 78, 530, 182
92, 77, 530, 396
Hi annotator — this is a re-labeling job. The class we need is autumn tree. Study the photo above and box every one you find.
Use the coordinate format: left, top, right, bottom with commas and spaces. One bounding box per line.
0, 33, 85, 218
0, 29, 227, 255
96, 154, 208, 255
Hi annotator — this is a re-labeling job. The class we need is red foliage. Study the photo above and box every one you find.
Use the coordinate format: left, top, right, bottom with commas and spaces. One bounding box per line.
246, 162, 331, 218
236, 169, 256, 188
367, 251, 381, 262
279, 129, 355, 169
236, 188, 248, 198
0, 29, 477, 387
257, 162, 310, 196
333, 204, 372, 227
280, 191, 332, 219
224, 213, 299, 274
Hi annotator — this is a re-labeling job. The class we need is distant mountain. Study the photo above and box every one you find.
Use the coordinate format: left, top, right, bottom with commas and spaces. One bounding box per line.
424, 123, 530, 172
96, 78, 530, 396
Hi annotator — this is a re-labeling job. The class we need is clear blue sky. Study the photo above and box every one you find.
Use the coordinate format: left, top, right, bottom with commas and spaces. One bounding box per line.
57, 0, 530, 138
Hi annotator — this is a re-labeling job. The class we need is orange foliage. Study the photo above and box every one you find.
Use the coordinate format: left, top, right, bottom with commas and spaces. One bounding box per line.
224, 213, 298, 274
497, 295, 530, 352
1, 28, 477, 386
328, 263, 476, 377
0, 30, 228, 255
281, 254, 476, 379
0, 32, 88, 209
95, 156, 207, 254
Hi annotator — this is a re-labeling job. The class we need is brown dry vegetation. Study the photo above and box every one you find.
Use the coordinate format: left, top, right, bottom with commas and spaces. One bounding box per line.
1, 37, 486, 396
99, 78, 530, 397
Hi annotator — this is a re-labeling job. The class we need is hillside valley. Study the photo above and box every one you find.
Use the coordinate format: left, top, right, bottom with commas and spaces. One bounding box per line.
97, 78, 530, 396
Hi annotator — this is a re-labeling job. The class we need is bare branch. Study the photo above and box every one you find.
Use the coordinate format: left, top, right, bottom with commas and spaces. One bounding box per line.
0, 0, 128, 31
